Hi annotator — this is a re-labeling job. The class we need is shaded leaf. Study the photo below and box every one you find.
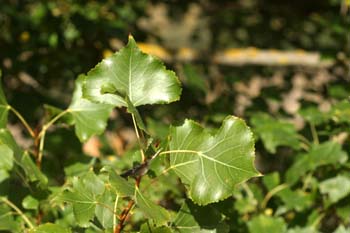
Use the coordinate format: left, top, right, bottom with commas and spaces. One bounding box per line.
277, 188, 314, 211
61, 171, 105, 227
101, 166, 135, 197
83, 36, 181, 107
125, 95, 148, 134
174, 200, 229, 233
251, 113, 300, 153
68, 75, 114, 142
0, 144, 13, 183
331, 100, 350, 124
21, 151, 48, 188
287, 227, 318, 233
0, 205, 20, 231
247, 215, 287, 233
135, 187, 170, 226
286, 142, 347, 185
140, 223, 172, 233
319, 175, 350, 204
169, 116, 259, 205
0, 130, 47, 188
0, 77, 9, 128
29, 223, 71, 233
299, 107, 329, 125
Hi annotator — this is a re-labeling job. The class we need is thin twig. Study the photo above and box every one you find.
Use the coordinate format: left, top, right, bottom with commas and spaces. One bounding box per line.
35, 109, 69, 168
113, 195, 120, 233
37, 131, 46, 169
310, 123, 319, 145
261, 183, 289, 209
37, 109, 69, 139
9, 106, 35, 138
0, 197, 34, 229
131, 113, 146, 162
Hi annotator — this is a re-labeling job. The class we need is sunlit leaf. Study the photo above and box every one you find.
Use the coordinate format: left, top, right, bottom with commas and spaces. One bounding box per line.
95, 190, 114, 229
135, 187, 170, 226
247, 215, 287, 233
331, 100, 350, 124
22, 195, 39, 210
68, 75, 114, 142
251, 113, 300, 153
29, 223, 71, 233
319, 175, 350, 204
169, 116, 259, 205
82, 36, 181, 107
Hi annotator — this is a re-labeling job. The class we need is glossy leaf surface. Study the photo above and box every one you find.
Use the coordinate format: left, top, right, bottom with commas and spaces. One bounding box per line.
82, 36, 181, 107
68, 75, 114, 142
169, 116, 259, 205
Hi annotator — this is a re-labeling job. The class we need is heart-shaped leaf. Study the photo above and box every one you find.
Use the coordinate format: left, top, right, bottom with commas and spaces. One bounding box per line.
82, 36, 181, 107
68, 75, 114, 142
168, 116, 259, 205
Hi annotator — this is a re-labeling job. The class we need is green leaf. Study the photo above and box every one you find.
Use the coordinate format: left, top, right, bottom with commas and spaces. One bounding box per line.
22, 195, 39, 210
95, 190, 114, 229
21, 151, 48, 188
101, 166, 135, 197
247, 215, 287, 233
0, 205, 20, 231
135, 187, 170, 226
251, 113, 300, 153
287, 227, 318, 233
0, 76, 9, 128
82, 35, 181, 107
61, 171, 105, 227
68, 75, 114, 142
331, 100, 350, 124
174, 200, 229, 233
0, 129, 21, 160
140, 223, 172, 233
334, 225, 350, 233
277, 188, 314, 211
319, 175, 350, 204
286, 142, 347, 185
0, 130, 47, 188
169, 116, 259, 205
0, 144, 13, 183
125, 95, 148, 134
299, 107, 329, 125
29, 223, 72, 233
262, 172, 280, 191
183, 64, 207, 93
